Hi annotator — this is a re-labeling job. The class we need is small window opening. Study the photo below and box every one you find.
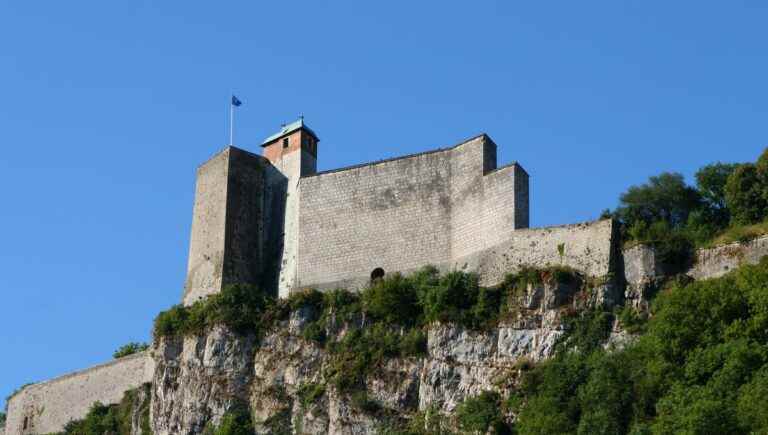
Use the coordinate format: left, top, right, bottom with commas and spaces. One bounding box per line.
23, 416, 29, 430
370, 267, 385, 282
282, 137, 289, 148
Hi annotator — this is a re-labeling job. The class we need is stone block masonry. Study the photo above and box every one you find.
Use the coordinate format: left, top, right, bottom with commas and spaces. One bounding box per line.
688, 235, 768, 280
454, 219, 617, 287
4, 351, 154, 435
183, 147, 267, 306
295, 134, 530, 291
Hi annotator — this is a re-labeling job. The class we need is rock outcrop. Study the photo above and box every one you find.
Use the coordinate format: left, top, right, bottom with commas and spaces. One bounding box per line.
151, 326, 258, 435
145, 275, 588, 434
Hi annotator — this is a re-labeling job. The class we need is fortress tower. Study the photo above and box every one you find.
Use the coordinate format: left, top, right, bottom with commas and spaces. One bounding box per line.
183, 120, 530, 305
260, 119, 319, 298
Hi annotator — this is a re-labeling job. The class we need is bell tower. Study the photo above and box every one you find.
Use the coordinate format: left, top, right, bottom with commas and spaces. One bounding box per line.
261, 118, 319, 297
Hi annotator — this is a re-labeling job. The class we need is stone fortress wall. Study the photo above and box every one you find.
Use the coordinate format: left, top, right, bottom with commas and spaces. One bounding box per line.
295, 135, 534, 291
183, 147, 267, 305
4, 352, 154, 435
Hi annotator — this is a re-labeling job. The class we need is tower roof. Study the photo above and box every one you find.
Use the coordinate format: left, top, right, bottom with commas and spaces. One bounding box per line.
261, 118, 319, 147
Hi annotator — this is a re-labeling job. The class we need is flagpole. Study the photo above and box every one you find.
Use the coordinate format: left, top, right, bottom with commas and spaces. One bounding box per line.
229, 100, 234, 146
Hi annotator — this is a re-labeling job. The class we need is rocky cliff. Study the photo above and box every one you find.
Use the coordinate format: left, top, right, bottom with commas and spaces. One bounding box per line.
8, 234, 768, 435
146, 269, 617, 434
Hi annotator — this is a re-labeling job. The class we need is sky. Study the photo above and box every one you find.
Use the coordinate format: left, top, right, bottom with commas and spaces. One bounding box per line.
1, 1, 767, 409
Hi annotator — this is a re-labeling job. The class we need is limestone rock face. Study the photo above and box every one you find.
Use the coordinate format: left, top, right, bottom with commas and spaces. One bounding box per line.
144, 263, 642, 435
150, 325, 258, 435
144, 300, 575, 435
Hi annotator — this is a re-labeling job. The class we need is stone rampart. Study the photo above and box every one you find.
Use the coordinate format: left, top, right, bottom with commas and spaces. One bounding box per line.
4, 351, 154, 435
295, 134, 530, 292
298, 219, 616, 292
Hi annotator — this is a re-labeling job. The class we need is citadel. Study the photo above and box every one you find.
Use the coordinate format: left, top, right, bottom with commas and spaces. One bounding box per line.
10, 119, 757, 434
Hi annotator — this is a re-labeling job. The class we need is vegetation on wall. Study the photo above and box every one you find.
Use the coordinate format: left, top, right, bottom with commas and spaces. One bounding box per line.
112, 342, 149, 359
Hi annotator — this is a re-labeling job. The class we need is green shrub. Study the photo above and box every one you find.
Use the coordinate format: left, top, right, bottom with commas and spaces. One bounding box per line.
513, 258, 768, 434
361, 273, 421, 326
56, 385, 151, 435
112, 342, 149, 359
350, 390, 381, 414
287, 288, 324, 312
419, 271, 481, 326
153, 284, 270, 337
325, 324, 402, 392
297, 382, 326, 409
301, 320, 327, 345
616, 306, 647, 335
203, 403, 254, 435
398, 328, 427, 358
323, 288, 362, 323
456, 391, 510, 434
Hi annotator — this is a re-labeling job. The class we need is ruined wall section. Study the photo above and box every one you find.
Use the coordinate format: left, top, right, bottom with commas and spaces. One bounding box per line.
296, 147, 454, 290
183, 147, 266, 306
688, 235, 768, 280
4, 352, 154, 435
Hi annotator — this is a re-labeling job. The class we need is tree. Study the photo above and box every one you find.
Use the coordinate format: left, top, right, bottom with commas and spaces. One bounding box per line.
615, 172, 701, 231
725, 164, 766, 225
695, 163, 739, 228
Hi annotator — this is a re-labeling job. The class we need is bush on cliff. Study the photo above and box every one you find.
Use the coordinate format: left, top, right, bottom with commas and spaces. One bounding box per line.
153, 283, 273, 337
455, 391, 511, 434
202, 403, 254, 435
512, 257, 768, 434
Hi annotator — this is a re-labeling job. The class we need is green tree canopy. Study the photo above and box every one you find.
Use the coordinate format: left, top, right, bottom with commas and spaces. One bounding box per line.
615, 172, 701, 230
725, 164, 767, 225
695, 162, 739, 212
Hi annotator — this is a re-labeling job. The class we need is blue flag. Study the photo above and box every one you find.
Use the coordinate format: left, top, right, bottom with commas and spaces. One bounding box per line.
231, 95, 242, 107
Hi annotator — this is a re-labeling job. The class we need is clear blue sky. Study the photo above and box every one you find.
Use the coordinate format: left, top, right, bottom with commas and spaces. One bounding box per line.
1, 1, 767, 408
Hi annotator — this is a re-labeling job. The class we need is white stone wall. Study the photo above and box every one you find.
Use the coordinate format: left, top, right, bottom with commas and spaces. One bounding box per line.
294, 134, 608, 292
184, 149, 230, 305
183, 147, 267, 306
4, 352, 154, 435
453, 219, 616, 286
296, 146, 454, 289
